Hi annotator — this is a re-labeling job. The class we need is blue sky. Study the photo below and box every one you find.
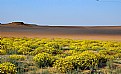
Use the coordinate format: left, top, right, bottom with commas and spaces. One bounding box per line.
0, 0, 121, 26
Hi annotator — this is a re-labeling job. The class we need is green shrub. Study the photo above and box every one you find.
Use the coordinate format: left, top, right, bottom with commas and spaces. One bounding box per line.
46, 47, 62, 55
67, 51, 101, 69
1, 45, 18, 54
44, 42, 61, 49
33, 53, 55, 68
114, 53, 121, 59
29, 47, 46, 55
18, 46, 31, 55
53, 58, 74, 73
1, 37, 121, 73
0, 62, 17, 74
9, 54, 26, 61
30, 47, 62, 55
53, 51, 107, 73
0, 50, 6, 55
77, 51, 104, 69
99, 50, 117, 60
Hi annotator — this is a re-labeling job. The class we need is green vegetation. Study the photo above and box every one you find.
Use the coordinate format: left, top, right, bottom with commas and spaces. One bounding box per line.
0, 37, 121, 74
0, 62, 17, 74
33, 52, 55, 68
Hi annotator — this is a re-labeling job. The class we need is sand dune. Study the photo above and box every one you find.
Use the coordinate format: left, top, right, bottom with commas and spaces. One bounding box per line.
0, 23, 121, 40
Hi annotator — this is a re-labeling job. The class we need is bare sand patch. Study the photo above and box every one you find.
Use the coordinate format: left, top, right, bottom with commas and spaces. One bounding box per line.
0, 32, 121, 41
0, 25, 121, 41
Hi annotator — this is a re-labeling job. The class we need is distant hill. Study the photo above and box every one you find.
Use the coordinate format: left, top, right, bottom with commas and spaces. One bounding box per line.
0, 22, 39, 27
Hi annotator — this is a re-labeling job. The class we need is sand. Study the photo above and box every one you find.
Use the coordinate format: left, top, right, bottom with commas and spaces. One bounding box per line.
0, 24, 121, 41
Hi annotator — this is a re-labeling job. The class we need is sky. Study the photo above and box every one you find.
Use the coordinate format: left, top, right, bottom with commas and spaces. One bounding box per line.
0, 0, 121, 26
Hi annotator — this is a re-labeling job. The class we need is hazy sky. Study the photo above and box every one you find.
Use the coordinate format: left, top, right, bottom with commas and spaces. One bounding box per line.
0, 0, 121, 26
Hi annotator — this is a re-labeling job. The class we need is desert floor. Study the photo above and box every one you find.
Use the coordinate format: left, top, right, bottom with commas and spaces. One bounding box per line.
0, 25, 121, 41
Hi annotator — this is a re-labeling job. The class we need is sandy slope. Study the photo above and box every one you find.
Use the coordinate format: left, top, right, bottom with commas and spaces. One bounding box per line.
0, 24, 121, 40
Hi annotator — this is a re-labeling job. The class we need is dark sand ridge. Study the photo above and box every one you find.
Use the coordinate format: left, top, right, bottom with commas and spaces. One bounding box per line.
0, 22, 121, 40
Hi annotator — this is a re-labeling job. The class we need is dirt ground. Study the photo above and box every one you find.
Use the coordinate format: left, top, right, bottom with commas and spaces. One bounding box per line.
0, 24, 121, 41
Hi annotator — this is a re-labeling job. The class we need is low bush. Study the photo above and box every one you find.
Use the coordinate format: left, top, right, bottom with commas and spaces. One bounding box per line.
53, 58, 74, 73
0, 49, 6, 55
9, 54, 26, 61
0, 62, 17, 74
18, 46, 31, 55
33, 53, 55, 68
53, 51, 107, 73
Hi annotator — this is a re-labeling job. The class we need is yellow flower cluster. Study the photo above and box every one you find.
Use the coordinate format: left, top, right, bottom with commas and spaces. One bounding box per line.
0, 62, 17, 74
